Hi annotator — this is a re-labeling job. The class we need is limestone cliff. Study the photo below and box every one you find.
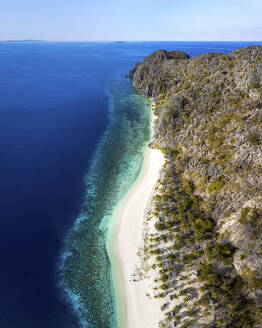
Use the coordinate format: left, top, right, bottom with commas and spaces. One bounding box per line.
130, 46, 262, 328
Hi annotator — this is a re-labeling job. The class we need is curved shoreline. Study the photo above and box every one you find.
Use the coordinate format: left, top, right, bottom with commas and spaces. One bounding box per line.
107, 147, 150, 328
107, 106, 164, 328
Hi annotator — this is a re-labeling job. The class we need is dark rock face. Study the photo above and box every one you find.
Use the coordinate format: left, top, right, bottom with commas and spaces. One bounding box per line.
129, 50, 190, 98
130, 46, 262, 328
129, 62, 140, 80
144, 49, 190, 63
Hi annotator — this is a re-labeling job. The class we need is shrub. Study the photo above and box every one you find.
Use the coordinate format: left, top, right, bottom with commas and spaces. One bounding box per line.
242, 267, 262, 291
216, 149, 233, 165
198, 264, 213, 282
183, 253, 196, 263
217, 115, 232, 128
182, 179, 195, 194
199, 294, 210, 307
155, 222, 166, 231
161, 274, 168, 282
160, 284, 168, 290
167, 254, 177, 261
207, 134, 225, 148
179, 290, 188, 296
223, 257, 233, 265
248, 133, 261, 145
205, 243, 234, 265
239, 207, 251, 224
172, 305, 182, 313
190, 217, 214, 236
251, 82, 260, 88
207, 176, 226, 194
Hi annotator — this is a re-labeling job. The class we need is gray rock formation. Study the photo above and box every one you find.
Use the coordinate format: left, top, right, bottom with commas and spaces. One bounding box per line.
130, 46, 262, 328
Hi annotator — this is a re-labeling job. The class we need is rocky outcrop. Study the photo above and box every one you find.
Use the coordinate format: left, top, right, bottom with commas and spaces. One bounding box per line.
131, 46, 262, 328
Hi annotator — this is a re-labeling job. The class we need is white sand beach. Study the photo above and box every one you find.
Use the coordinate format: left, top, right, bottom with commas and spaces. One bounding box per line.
108, 112, 164, 327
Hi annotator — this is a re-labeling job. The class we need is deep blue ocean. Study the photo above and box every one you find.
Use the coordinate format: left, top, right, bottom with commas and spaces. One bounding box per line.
0, 41, 261, 328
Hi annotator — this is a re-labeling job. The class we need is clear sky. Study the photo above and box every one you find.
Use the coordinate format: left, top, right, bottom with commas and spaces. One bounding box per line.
0, 0, 261, 41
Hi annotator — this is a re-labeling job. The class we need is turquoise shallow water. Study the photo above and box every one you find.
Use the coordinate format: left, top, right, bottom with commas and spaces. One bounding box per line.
1, 41, 261, 328
60, 78, 151, 327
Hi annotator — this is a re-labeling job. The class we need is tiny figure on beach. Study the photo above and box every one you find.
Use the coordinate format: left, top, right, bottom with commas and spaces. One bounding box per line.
129, 273, 138, 282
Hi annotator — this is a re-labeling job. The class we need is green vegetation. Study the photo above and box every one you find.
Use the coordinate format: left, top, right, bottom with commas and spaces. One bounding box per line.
207, 176, 226, 194
251, 82, 260, 88
132, 46, 262, 328
205, 243, 234, 265
239, 207, 251, 224
241, 266, 262, 291
248, 133, 261, 146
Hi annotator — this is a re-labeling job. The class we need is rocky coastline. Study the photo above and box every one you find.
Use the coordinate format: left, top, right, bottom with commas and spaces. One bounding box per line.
130, 46, 262, 328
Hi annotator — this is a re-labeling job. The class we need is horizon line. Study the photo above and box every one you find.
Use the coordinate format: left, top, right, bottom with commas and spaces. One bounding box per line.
1, 39, 262, 43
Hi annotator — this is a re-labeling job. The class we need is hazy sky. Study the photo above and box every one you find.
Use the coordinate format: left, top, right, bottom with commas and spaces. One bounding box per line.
0, 0, 261, 41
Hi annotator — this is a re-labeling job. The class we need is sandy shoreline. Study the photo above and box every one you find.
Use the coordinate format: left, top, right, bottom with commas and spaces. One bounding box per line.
108, 106, 164, 327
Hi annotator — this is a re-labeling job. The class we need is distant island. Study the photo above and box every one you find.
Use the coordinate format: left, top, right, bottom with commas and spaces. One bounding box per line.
124, 46, 262, 328
2, 39, 46, 43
